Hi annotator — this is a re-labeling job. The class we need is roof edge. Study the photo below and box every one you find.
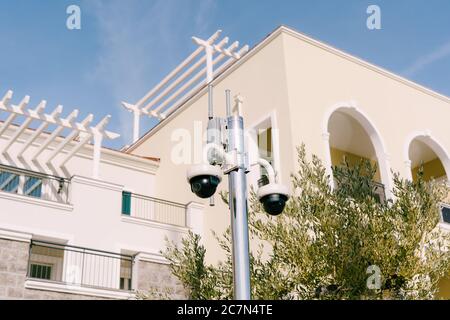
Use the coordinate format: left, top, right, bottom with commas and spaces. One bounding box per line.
278, 25, 450, 104
125, 24, 450, 153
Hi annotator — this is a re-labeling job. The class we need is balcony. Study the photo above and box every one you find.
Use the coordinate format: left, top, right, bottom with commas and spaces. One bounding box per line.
0, 164, 70, 204
27, 241, 134, 292
121, 192, 187, 227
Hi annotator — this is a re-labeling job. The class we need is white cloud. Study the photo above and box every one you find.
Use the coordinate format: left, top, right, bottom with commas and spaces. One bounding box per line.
83, 0, 217, 145
403, 41, 450, 77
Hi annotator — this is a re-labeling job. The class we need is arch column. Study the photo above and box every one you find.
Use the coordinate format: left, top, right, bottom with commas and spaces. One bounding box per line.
404, 160, 413, 181
321, 132, 334, 189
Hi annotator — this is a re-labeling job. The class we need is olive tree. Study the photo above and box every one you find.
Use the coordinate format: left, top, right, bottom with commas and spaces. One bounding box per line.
161, 145, 450, 300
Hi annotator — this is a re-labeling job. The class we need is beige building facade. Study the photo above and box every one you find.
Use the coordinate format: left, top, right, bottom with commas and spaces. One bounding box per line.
126, 26, 450, 297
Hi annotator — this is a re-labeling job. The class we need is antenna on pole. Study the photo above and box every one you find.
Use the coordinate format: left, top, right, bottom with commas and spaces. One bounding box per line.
208, 84, 214, 120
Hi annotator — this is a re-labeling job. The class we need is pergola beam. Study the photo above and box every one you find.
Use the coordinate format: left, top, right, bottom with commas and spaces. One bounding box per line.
0, 95, 30, 137
0, 89, 120, 179
160, 45, 249, 120
142, 36, 230, 113
122, 30, 248, 140
18, 105, 63, 158
59, 133, 92, 167
31, 109, 79, 161
0, 95, 117, 139
211, 45, 249, 77
2, 100, 46, 155
1, 90, 13, 106
45, 114, 93, 164
121, 30, 249, 143
156, 41, 241, 117
59, 115, 111, 167
134, 30, 222, 109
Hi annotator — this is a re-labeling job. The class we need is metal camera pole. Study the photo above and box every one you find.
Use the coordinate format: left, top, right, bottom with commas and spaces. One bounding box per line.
203, 84, 287, 299
225, 89, 251, 300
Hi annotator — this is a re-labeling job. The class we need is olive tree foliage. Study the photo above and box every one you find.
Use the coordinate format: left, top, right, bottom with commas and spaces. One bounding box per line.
162, 145, 450, 300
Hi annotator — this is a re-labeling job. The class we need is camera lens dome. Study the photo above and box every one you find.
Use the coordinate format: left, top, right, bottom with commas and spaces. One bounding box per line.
260, 193, 288, 216
257, 183, 290, 216
190, 175, 221, 198
187, 164, 222, 199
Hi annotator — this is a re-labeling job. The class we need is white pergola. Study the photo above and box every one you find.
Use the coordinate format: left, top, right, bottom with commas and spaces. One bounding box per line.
0, 90, 120, 178
122, 30, 249, 143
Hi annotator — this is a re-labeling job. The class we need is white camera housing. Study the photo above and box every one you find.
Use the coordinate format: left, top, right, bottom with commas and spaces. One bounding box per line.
187, 164, 222, 199
257, 183, 290, 216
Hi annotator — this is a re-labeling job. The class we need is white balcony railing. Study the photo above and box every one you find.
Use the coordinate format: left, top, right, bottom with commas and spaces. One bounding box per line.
122, 192, 187, 227
27, 241, 134, 292
0, 164, 70, 204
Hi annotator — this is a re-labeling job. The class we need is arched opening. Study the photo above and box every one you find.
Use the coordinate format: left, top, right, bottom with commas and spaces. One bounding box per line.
407, 135, 450, 299
326, 108, 391, 201
408, 137, 449, 183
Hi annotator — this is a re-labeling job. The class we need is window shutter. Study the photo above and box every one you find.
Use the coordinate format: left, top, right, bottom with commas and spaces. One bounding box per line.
122, 191, 132, 215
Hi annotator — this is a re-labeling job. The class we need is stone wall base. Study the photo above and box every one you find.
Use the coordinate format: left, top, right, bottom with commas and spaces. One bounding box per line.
0, 238, 186, 300
135, 259, 186, 299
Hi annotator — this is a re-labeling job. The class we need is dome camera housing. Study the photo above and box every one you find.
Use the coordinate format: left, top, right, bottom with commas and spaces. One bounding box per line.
257, 183, 290, 216
187, 164, 222, 199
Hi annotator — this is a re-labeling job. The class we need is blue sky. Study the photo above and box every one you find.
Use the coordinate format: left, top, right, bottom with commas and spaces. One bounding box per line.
0, 0, 449, 149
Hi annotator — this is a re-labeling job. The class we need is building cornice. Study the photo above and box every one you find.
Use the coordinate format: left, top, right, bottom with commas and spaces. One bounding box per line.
24, 279, 135, 300
278, 25, 450, 104
186, 201, 205, 211
121, 215, 189, 234
135, 252, 170, 265
0, 228, 32, 243
0, 190, 74, 212
71, 175, 124, 192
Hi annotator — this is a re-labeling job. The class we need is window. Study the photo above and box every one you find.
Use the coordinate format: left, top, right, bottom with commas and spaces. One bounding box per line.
120, 258, 132, 290
120, 277, 132, 290
24, 176, 42, 198
257, 126, 273, 179
122, 191, 132, 215
0, 173, 42, 198
0, 171, 20, 193
30, 263, 52, 280
441, 205, 450, 224
247, 114, 280, 188
0, 165, 70, 203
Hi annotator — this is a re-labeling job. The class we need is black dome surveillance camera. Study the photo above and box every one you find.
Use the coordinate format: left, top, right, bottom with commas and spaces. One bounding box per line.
257, 183, 290, 216
187, 164, 222, 199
